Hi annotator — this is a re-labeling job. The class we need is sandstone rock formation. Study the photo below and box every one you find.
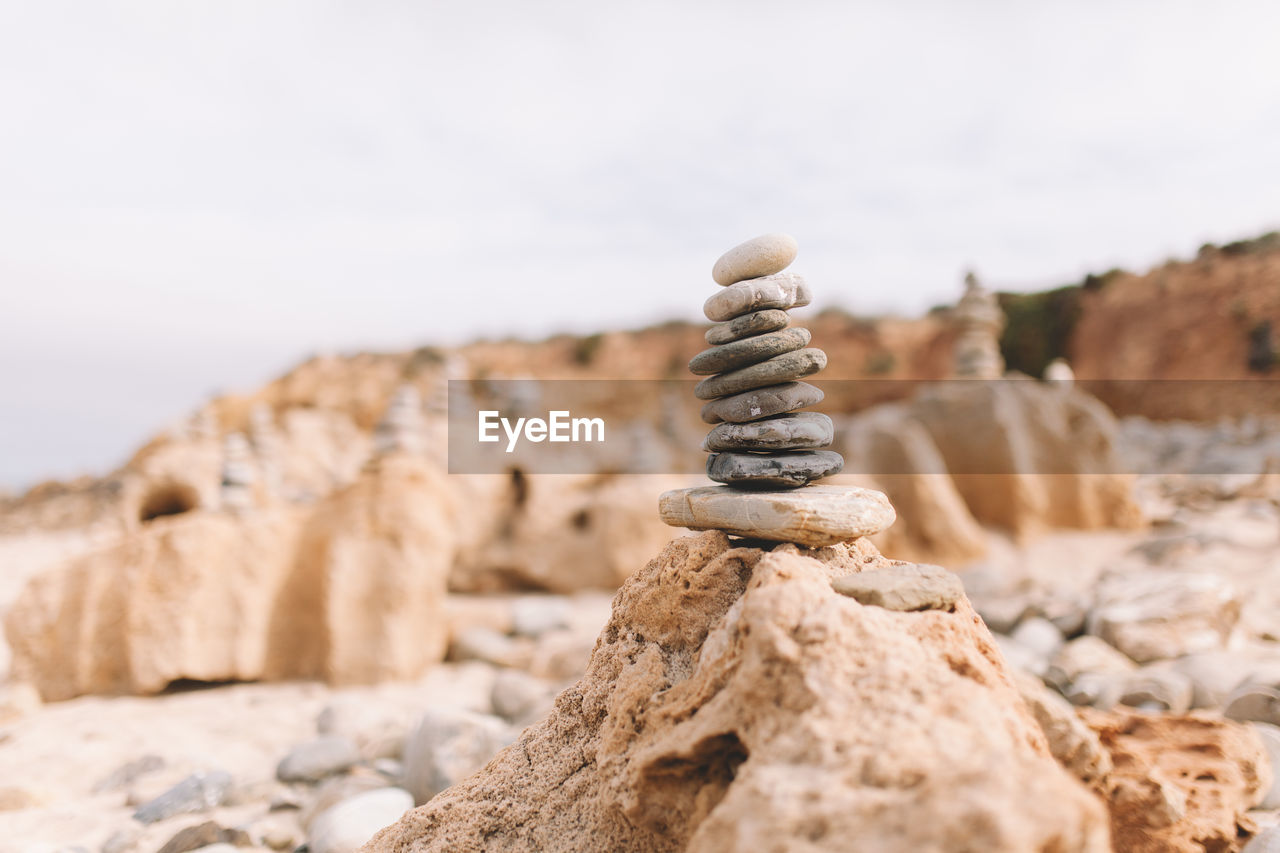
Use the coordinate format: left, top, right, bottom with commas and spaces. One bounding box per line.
4, 455, 454, 699
5, 508, 304, 699
837, 405, 988, 565
840, 376, 1143, 549
451, 473, 681, 594
366, 532, 1109, 852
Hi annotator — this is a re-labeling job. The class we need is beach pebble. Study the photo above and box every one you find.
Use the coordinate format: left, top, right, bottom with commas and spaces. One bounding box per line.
712, 232, 798, 286
510, 596, 572, 638
705, 309, 789, 345
700, 381, 824, 424
1224, 684, 1280, 726
490, 670, 553, 723
308, 787, 414, 853
402, 708, 511, 805
689, 327, 811, 375
1118, 668, 1194, 713
706, 449, 843, 488
155, 820, 250, 853
702, 413, 834, 452
132, 770, 233, 824
1011, 617, 1065, 660
695, 348, 826, 400
703, 273, 811, 322
277, 735, 361, 783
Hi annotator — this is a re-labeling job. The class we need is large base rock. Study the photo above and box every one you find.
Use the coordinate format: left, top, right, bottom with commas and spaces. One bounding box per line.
366, 532, 1108, 852
658, 484, 895, 547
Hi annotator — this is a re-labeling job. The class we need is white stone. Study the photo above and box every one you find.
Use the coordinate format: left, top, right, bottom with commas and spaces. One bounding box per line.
711, 233, 798, 286
659, 484, 895, 547
308, 787, 414, 853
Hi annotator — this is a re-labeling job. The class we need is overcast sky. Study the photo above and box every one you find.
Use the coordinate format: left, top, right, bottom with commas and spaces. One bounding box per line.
2, 0, 1279, 489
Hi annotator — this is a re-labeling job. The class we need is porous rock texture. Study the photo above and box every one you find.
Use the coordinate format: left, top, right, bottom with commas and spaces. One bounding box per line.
365, 531, 1108, 852
5, 455, 454, 699
1080, 708, 1271, 853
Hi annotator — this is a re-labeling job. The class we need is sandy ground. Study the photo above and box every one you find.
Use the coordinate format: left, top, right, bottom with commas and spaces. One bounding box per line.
1, 476, 1278, 853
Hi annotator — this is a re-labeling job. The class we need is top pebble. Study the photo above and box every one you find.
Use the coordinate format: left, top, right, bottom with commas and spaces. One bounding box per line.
712, 233, 799, 286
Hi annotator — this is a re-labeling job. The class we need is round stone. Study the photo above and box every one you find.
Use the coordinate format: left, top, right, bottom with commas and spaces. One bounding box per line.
695, 348, 827, 400
702, 413, 834, 452
688, 328, 811, 376
706, 449, 844, 488
712, 233, 799, 286
700, 381, 824, 424
706, 309, 790, 346
703, 273, 811, 322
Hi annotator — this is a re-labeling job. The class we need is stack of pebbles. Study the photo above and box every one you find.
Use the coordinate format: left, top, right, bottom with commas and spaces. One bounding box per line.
690, 234, 843, 489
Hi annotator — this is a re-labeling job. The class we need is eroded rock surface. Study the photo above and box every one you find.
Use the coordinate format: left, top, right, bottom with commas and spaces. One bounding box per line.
1081, 709, 1271, 853
366, 532, 1108, 852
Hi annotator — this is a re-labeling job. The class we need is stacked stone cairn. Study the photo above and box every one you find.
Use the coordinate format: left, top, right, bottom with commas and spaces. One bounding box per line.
953, 270, 1005, 379
692, 233, 843, 489
660, 234, 896, 547
220, 432, 256, 512
373, 384, 425, 457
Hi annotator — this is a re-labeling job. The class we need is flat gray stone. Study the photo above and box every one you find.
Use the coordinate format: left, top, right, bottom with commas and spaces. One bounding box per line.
1224, 684, 1280, 726
308, 787, 415, 853
402, 708, 512, 805
689, 328, 811, 376
706, 309, 789, 345
712, 233, 798, 286
1118, 669, 1193, 713
93, 754, 166, 794
703, 273, 811, 322
831, 564, 964, 612
702, 413, 834, 452
700, 381, 824, 424
276, 735, 361, 783
695, 348, 826, 400
659, 484, 896, 547
156, 821, 250, 853
707, 450, 844, 488
132, 770, 233, 824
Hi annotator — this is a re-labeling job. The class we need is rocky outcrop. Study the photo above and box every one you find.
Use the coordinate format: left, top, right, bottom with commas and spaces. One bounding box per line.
274, 454, 454, 685
5, 508, 304, 699
837, 406, 987, 565
366, 532, 1108, 852
450, 473, 681, 593
4, 455, 454, 699
912, 379, 1143, 537
1081, 709, 1271, 853
840, 377, 1143, 556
